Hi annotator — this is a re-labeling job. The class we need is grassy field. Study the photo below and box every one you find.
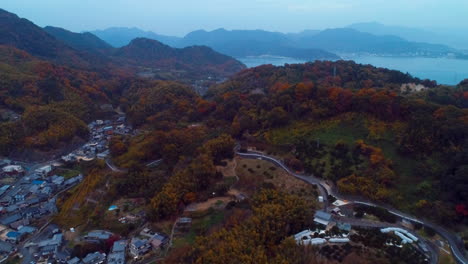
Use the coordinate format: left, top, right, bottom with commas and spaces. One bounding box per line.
235, 158, 318, 204
262, 112, 448, 209
54, 168, 81, 179
172, 209, 225, 249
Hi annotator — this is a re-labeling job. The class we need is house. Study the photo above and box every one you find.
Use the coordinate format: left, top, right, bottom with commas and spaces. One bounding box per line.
32, 180, 45, 187
51, 175, 65, 185
329, 238, 350, 243
2, 165, 24, 175
10, 219, 30, 230
0, 214, 22, 226
35, 165, 52, 177
36, 233, 63, 258
38, 233, 63, 248
111, 240, 127, 253
107, 240, 127, 264
314, 211, 332, 227
85, 230, 112, 241
17, 226, 37, 235
0, 159, 11, 168
62, 153, 77, 163
13, 194, 25, 203
0, 240, 14, 254
26, 197, 40, 206
129, 238, 151, 258
5, 231, 23, 243
150, 234, 168, 250
175, 217, 192, 231
336, 222, 351, 232
39, 244, 58, 257
68, 257, 81, 264
29, 185, 40, 194
64, 175, 83, 186
41, 186, 52, 195
107, 251, 125, 264
82, 251, 106, 264
21, 207, 41, 219
294, 230, 326, 245
97, 150, 110, 159
0, 185, 10, 196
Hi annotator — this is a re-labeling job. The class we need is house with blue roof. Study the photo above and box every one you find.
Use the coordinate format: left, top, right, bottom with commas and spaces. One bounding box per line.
6, 231, 23, 242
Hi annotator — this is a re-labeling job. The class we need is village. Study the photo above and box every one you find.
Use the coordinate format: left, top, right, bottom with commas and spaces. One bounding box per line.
0, 113, 445, 264
0, 114, 140, 264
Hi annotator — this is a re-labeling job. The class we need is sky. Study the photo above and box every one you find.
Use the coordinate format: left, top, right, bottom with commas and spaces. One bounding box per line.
2, 0, 468, 36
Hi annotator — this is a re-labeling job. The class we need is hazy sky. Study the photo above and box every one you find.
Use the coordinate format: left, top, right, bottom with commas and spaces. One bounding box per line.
2, 0, 468, 36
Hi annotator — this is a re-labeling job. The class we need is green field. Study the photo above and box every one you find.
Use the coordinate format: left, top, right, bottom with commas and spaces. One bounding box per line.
263, 113, 447, 209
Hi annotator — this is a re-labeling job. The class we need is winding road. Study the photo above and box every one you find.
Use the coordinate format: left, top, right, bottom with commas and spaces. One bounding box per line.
236, 150, 467, 264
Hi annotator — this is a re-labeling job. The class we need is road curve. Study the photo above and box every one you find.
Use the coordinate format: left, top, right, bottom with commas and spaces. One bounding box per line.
236, 150, 467, 264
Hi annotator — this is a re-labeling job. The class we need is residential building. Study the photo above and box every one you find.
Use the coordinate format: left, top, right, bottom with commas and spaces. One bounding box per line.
82, 251, 106, 264
314, 211, 332, 226
129, 238, 150, 258
107, 240, 127, 264
85, 230, 112, 240
35, 165, 52, 177
68, 257, 81, 264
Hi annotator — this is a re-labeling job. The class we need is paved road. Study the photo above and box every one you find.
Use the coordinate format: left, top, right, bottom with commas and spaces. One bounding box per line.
236, 150, 467, 264
105, 158, 127, 173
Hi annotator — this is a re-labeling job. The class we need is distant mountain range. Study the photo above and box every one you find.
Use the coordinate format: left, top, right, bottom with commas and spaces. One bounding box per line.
0, 8, 245, 81
295, 28, 455, 55
91, 28, 340, 61
91, 26, 467, 60
348, 22, 468, 51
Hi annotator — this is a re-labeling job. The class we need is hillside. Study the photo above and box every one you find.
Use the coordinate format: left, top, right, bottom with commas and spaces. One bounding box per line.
208, 60, 434, 96
114, 38, 246, 79
201, 61, 468, 227
0, 8, 111, 69
0, 45, 129, 156
44, 26, 114, 54
0, 9, 246, 87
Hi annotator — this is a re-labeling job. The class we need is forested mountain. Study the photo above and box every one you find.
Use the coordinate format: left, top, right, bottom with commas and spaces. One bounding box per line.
114, 38, 245, 79
0, 9, 245, 84
0, 45, 127, 156
209, 60, 435, 96
44, 26, 114, 54
0, 8, 104, 69
91, 27, 182, 47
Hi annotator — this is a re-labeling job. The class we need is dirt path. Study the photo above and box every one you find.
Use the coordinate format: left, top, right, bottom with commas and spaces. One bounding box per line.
216, 158, 238, 180
185, 196, 233, 212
